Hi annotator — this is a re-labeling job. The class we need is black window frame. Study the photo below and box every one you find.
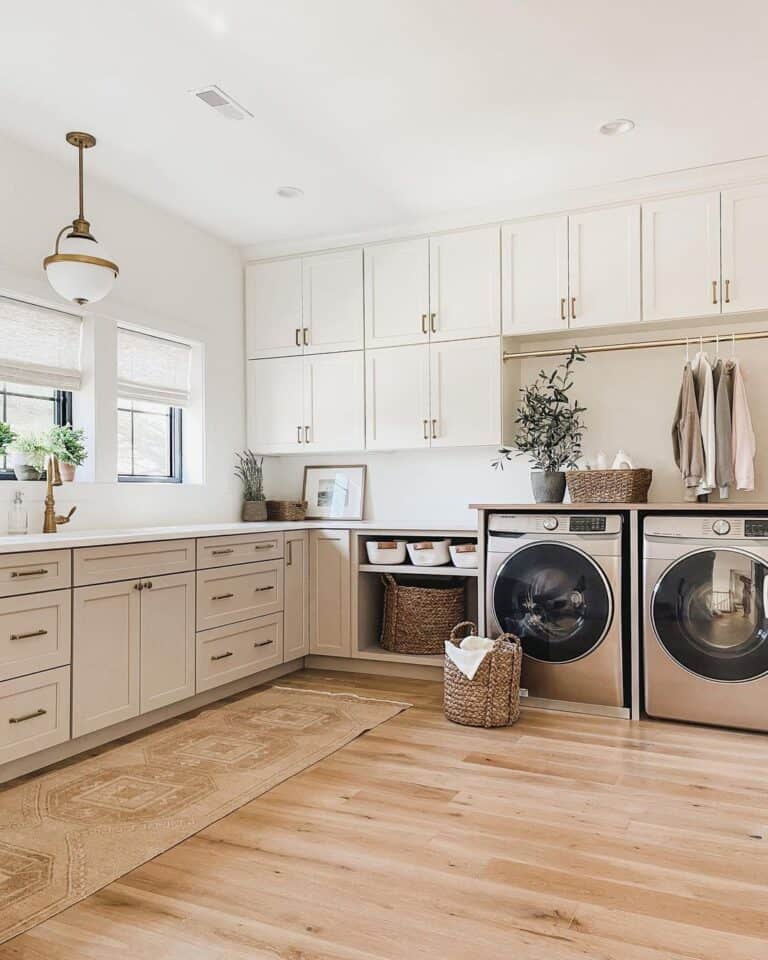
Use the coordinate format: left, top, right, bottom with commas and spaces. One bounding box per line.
0, 386, 72, 480
117, 403, 183, 484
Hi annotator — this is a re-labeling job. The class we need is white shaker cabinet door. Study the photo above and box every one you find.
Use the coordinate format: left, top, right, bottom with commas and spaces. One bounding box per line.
303, 351, 365, 452
429, 337, 501, 448
246, 357, 305, 454
642, 192, 721, 322
365, 344, 430, 450
245, 258, 303, 359
502, 216, 569, 334
309, 530, 351, 658
73, 580, 141, 737
429, 226, 501, 341
302, 249, 364, 354
721, 183, 768, 314
140, 572, 195, 715
284, 530, 309, 661
569, 204, 641, 329
364, 238, 430, 348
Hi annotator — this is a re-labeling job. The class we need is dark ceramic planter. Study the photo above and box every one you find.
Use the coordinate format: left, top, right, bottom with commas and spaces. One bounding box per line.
530, 470, 566, 503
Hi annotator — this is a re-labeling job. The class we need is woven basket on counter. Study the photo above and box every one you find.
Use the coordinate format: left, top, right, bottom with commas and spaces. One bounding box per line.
566, 468, 652, 503
379, 573, 465, 655
444, 622, 523, 728
265, 500, 307, 521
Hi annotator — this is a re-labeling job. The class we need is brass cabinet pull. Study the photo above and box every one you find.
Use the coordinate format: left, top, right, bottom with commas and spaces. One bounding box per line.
304, 425, 311, 444
303, 327, 309, 346
570, 296, 576, 320
295, 328, 301, 347
252, 543, 275, 551
212, 592, 235, 601
211, 651, 233, 661
211, 548, 234, 556
254, 639, 274, 648
712, 280, 718, 304
143, 581, 153, 590
725, 279, 731, 304
254, 585, 274, 592
134, 582, 143, 591
430, 312, 437, 334
297, 425, 303, 444
423, 419, 429, 440
9, 708, 46, 724
10, 569, 49, 578
286, 541, 293, 566
10, 628, 48, 642
431, 419, 438, 440
421, 313, 428, 334
560, 297, 566, 321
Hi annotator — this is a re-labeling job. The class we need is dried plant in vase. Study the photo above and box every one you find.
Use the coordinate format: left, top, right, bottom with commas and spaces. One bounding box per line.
493, 346, 587, 503
235, 450, 267, 522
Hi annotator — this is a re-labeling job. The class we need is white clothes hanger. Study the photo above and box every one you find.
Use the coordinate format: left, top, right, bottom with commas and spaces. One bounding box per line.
685, 337, 690, 363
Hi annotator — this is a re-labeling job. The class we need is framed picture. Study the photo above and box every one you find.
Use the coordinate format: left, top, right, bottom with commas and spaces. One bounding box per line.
302, 465, 367, 520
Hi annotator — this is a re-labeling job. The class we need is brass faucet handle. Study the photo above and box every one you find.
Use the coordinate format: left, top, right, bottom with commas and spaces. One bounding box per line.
56, 506, 77, 526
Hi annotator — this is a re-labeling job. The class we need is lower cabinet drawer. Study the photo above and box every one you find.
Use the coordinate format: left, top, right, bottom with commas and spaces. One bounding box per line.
0, 590, 72, 682
196, 614, 283, 692
196, 560, 283, 631
0, 666, 71, 765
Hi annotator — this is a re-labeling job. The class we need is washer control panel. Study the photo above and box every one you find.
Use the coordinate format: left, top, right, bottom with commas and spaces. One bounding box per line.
569, 516, 607, 533
542, 517, 559, 531
745, 519, 768, 538
712, 519, 731, 536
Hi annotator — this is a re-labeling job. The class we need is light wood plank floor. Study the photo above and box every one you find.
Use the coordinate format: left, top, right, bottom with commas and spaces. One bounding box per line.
2, 668, 768, 959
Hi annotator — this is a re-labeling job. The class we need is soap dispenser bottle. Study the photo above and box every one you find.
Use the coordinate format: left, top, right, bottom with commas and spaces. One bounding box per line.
8, 489, 28, 535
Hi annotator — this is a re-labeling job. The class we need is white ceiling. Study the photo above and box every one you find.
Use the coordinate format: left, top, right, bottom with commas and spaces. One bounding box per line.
3, 1, 768, 248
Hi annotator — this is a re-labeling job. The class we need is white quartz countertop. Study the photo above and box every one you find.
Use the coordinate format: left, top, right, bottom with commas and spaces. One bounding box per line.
0, 519, 476, 554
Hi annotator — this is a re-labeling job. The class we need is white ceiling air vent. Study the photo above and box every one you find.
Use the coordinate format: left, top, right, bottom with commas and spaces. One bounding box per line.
192, 85, 253, 120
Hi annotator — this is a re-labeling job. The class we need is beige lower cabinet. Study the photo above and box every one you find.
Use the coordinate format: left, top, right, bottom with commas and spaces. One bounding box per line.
196, 613, 283, 692
196, 560, 283, 631
0, 589, 71, 682
0, 666, 71, 764
284, 530, 309, 660
139, 572, 195, 714
309, 530, 351, 657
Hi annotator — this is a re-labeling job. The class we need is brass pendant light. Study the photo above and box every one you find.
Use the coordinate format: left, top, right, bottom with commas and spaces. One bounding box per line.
43, 132, 119, 305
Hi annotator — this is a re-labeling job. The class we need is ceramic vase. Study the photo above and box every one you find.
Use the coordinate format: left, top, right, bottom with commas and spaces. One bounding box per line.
530, 470, 566, 503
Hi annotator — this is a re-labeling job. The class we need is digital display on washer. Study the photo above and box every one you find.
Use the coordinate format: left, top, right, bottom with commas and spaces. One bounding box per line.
569, 516, 606, 533
745, 519, 768, 538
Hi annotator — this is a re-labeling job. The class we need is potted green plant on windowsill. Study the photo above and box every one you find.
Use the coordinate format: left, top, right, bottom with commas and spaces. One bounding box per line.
47, 425, 87, 481
0, 422, 15, 460
235, 450, 267, 521
8, 433, 49, 481
493, 346, 587, 503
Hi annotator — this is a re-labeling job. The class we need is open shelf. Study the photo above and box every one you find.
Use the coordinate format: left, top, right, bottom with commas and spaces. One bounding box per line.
358, 563, 478, 577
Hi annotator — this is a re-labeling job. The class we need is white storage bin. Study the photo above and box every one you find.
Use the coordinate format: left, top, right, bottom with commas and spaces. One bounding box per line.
406, 539, 451, 567
366, 540, 407, 565
449, 544, 478, 568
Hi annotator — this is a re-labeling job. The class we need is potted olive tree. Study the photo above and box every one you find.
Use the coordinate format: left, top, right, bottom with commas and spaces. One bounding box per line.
235, 450, 267, 521
48, 425, 87, 481
493, 347, 587, 503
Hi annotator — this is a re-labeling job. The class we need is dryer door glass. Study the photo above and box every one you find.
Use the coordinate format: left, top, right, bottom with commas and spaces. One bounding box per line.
652, 549, 768, 682
492, 543, 613, 663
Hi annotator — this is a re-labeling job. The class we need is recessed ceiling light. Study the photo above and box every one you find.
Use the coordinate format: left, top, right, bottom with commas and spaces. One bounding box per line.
276, 186, 304, 199
599, 118, 635, 136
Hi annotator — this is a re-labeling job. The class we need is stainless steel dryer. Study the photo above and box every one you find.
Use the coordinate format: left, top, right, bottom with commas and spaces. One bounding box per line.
644, 515, 768, 732
486, 513, 625, 709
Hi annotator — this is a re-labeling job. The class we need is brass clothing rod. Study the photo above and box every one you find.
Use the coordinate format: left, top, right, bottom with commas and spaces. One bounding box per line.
503, 329, 768, 361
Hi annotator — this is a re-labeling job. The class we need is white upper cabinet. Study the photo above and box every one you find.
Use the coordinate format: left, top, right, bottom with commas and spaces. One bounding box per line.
721, 183, 768, 315
303, 352, 365, 452
246, 259, 303, 359
569, 205, 641, 329
428, 227, 501, 341
429, 337, 500, 448
364, 238, 430, 348
366, 344, 430, 450
247, 356, 304, 453
642, 192, 721, 322
302, 249, 364, 353
502, 216, 569, 335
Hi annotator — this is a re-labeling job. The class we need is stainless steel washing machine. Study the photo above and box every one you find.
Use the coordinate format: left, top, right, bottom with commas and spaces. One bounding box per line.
486, 513, 625, 708
644, 515, 768, 732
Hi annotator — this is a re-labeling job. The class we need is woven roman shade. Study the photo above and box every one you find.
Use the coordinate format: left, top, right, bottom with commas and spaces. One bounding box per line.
0, 295, 83, 390
117, 327, 192, 407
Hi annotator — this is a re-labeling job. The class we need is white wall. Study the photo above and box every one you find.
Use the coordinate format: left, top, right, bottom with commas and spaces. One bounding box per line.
0, 132, 244, 533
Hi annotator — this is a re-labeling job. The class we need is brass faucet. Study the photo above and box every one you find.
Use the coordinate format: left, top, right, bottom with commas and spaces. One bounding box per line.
42, 455, 76, 534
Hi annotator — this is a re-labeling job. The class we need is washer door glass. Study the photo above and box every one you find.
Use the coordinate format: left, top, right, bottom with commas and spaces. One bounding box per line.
652, 549, 768, 681
492, 542, 612, 663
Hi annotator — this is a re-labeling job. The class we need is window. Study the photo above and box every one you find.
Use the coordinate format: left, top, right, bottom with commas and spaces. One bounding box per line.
0, 384, 72, 477
116, 327, 191, 483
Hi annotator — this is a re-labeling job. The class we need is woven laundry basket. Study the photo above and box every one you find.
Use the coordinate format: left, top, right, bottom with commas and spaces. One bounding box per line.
379, 574, 465, 655
444, 622, 523, 728
265, 500, 307, 521
566, 468, 652, 503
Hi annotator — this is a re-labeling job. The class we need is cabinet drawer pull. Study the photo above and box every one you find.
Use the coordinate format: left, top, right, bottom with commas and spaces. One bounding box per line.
725, 279, 731, 304
295, 328, 301, 347
430, 312, 437, 334
304, 425, 311, 444
287, 541, 293, 566
10, 569, 49, 578
252, 543, 275, 551
570, 296, 576, 320
211, 548, 234, 556
211, 651, 234, 661
211, 592, 235, 601
421, 313, 428, 334
134, 582, 143, 591
423, 418, 429, 440
254, 639, 274, 648
254, 585, 274, 593
297, 425, 303, 444
560, 297, 566, 321
9, 708, 47, 724
144, 581, 153, 590
10, 628, 48, 642
303, 327, 310, 346
431, 419, 438, 440
712, 279, 718, 304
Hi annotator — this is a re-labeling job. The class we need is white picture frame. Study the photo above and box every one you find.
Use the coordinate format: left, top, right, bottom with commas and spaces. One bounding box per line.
302, 464, 367, 520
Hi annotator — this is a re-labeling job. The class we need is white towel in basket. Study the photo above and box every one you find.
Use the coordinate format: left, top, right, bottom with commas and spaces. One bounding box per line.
445, 635, 496, 680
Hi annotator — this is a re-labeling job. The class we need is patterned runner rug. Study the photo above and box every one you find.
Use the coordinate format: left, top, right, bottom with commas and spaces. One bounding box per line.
0, 685, 409, 944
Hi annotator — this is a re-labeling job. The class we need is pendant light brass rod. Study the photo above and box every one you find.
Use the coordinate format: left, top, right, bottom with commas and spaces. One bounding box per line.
503, 329, 768, 361
77, 143, 84, 222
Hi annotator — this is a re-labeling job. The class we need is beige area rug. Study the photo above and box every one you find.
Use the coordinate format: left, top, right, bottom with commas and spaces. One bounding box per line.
0, 685, 409, 944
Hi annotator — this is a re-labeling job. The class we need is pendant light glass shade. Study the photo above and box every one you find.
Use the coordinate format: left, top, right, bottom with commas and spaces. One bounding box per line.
43, 132, 119, 306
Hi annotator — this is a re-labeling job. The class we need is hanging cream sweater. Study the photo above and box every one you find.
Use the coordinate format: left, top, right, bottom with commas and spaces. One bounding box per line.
730, 359, 756, 491
692, 352, 716, 495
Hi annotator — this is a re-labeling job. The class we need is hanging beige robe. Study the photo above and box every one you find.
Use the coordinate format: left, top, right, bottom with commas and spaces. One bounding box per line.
672, 362, 705, 501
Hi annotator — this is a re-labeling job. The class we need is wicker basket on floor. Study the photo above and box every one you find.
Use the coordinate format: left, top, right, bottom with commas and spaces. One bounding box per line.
379, 573, 465, 655
566, 468, 652, 503
266, 500, 307, 521
444, 621, 523, 728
